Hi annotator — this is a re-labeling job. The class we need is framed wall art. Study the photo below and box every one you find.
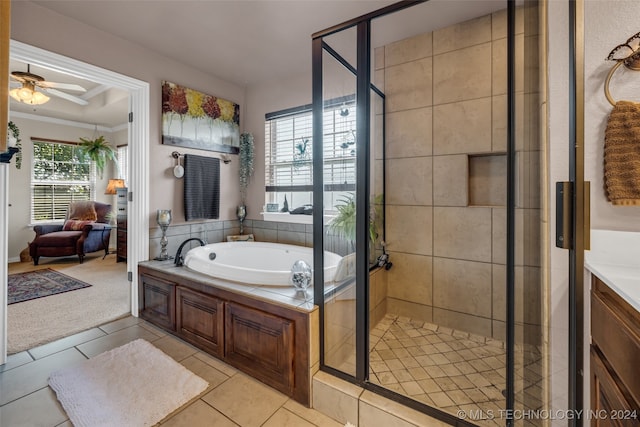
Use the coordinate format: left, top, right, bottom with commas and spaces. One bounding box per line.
162, 81, 240, 154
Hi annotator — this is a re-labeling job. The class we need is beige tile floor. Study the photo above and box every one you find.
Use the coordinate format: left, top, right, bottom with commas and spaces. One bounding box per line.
0, 316, 343, 427
369, 314, 544, 427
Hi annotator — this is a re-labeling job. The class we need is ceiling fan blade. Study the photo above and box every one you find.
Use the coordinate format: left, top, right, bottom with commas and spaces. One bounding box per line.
39, 81, 86, 92
45, 88, 89, 106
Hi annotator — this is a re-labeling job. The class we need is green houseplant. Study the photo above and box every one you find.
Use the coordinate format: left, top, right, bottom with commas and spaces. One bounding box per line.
237, 132, 254, 234
328, 193, 381, 249
238, 132, 255, 205
78, 135, 117, 179
7, 121, 22, 169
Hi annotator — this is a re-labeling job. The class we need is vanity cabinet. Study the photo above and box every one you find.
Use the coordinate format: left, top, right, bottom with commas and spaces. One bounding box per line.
137, 265, 315, 405
590, 276, 640, 426
225, 302, 294, 394
176, 286, 224, 358
139, 273, 175, 331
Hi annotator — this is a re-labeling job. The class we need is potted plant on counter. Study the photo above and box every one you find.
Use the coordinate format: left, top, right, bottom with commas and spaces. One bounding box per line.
327, 193, 382, 260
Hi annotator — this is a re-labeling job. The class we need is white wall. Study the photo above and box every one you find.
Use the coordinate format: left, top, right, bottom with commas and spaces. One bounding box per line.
10, 1, 246, 228
584, 1, 640, 231
581, 0, 640, 419
547, 0, 570, 423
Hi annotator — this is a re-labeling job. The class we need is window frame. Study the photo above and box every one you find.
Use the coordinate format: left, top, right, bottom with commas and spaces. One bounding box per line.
264, 95, 357, 213
30, 138, 96, 224
116, 144, 128, 184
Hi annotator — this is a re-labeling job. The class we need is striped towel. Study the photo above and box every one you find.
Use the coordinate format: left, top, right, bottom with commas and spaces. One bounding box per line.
184, 154, 220, 220
604, 101, 640, 205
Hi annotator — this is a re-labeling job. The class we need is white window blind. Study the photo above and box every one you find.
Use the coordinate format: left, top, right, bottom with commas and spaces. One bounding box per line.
31, 139, 95, 222
265, 109, 313, 192
117, 145, 128, 184
264, 96, 356, 209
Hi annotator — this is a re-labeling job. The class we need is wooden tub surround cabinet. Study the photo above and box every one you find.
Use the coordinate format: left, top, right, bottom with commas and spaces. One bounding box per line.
137, 262, 318, 406
590, 276, 640, 426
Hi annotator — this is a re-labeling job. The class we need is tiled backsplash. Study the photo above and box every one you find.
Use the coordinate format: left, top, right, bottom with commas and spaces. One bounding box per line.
149, 219, 314, 260
150, 218, 358, 261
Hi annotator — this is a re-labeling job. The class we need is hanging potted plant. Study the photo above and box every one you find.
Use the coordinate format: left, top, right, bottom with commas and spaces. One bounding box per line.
7, 121, 22, 169
237, 132, 254, 233
78, 135, 117, 179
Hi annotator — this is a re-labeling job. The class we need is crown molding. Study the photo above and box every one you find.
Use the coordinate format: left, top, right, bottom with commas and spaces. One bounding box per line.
8, 110, 126, 133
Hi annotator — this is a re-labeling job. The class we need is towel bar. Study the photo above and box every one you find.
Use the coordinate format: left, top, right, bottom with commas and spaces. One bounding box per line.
171, 151, 230, 164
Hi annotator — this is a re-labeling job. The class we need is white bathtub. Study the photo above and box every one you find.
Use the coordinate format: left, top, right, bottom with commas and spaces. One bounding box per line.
183, 241, 343, 286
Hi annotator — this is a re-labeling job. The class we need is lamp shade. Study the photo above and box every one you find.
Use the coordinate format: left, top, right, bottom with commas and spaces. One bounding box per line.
9, 86, 50, 105
105, 179, 125, 195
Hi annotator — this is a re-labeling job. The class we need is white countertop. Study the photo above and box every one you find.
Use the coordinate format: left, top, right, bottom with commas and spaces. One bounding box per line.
585, 229, 640, 313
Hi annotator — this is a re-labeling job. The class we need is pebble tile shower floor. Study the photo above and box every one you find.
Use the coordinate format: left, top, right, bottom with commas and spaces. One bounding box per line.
369, 314, 543, 427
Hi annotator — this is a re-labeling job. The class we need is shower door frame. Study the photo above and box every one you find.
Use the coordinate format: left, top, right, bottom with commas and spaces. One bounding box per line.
312, 1, 522, 425
568, 0, 586, 423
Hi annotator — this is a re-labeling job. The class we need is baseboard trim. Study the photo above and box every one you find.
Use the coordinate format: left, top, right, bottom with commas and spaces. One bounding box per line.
8, 256, 21, 264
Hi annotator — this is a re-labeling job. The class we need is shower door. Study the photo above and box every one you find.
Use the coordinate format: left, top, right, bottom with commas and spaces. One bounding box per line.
313, 1, 546, 426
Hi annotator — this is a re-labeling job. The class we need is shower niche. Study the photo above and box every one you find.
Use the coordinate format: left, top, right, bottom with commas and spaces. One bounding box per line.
469, 154, 507, 207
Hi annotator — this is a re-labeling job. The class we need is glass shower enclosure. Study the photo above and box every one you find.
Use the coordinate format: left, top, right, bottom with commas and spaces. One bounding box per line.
312, 1, 545, 426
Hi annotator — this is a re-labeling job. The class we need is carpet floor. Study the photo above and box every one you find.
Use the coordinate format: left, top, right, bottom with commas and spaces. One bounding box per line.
7, 253, 130, 354
8, 268, 92, 305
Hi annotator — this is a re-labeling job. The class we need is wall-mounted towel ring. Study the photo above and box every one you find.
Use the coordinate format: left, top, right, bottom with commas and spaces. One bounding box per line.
604, 31, 640, 106
171, 151, 184, 178
604, 61, 626, 106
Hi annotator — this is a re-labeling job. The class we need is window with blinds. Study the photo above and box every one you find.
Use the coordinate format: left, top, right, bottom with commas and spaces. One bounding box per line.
117, 145, 128, 184
264, 96, 356, 211
31, 140, 95, 222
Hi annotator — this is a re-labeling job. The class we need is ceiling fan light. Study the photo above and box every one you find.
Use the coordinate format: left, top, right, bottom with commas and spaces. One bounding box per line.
9, 88, 22, 102
17, 86, 34, 100
29, 91, 50, 105
9, 85, 50, 105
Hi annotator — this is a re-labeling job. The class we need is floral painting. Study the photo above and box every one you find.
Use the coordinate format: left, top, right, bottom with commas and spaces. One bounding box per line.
162, 81, 240, 154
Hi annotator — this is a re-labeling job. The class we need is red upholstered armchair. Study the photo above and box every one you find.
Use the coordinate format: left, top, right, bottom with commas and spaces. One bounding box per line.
29, 201, 112, 265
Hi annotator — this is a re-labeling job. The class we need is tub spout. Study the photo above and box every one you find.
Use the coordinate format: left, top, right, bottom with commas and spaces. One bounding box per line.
174, 238, 206, 266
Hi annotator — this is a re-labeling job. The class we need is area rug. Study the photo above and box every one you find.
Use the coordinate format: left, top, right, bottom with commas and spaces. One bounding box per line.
8, 268, 92, 305
48, 339, 209, 427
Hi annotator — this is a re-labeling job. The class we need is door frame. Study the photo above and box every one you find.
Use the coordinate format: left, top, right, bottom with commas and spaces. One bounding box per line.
568, 0, 587, 422
0, 40, 149, 364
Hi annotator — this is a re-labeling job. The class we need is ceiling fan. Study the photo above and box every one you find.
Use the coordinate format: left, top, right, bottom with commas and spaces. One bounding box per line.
9, 64, 88, 106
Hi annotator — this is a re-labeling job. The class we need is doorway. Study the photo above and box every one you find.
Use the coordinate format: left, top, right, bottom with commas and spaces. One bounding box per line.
0, 40, 150, 364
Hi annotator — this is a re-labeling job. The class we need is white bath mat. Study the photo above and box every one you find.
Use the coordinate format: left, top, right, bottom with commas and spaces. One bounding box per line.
48, 338, 208, 427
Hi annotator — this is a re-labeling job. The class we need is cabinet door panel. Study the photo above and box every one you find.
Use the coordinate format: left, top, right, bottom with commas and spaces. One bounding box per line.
592, 289, 640, 405
225, 302, 294, 394
591, 347, 638, 427
176, 287, 224, 357
139, 274, 175, 331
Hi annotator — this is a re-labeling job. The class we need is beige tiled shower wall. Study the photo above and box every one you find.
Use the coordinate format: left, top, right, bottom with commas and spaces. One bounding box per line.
379, 8, 542, 343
